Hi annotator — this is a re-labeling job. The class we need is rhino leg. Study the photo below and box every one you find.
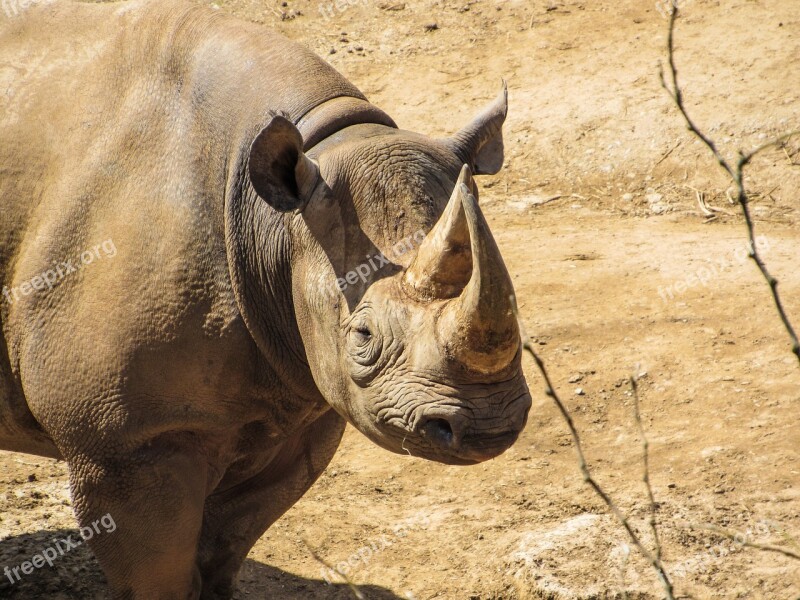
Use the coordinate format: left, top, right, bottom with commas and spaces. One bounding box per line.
68, 437, 211, 599
196, 409, 346, 600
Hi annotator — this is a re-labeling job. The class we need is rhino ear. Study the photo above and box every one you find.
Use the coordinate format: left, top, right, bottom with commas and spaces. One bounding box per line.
248, 116, 320, 213
445, 81, 508, 176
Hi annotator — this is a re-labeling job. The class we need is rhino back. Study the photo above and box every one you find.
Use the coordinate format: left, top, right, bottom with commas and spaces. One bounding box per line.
0, 0, 350, 454
0, 0, 366, 275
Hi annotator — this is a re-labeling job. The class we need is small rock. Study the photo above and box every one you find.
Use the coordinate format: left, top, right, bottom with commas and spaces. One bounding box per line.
568, 374, 583, 383
280, 8, 302, 20
645, 192, 663, 204
574, 388, 585, 396
622, 193, 634, 202
378, 2, 406, 10
424, 23, 439, 32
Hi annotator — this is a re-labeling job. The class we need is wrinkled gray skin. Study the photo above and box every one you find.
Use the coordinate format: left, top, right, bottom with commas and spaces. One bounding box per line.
0, 1, 531, 597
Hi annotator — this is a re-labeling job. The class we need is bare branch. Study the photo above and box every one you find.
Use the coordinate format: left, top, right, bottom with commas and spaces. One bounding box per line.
658, 7, 735, 182
691, 525, 800, 561
512, 296, 675, 600
739, 131, 800, 165
630, 373, 663, 564
659, 5, 800, 364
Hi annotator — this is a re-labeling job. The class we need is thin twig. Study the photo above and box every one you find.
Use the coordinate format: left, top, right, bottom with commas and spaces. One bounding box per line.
775, 522, 800, 552
654, 139, 682, 166
512, 296, 675, 600
691, 525, 800, 561
659, 5, 800, 364
781, 143, 797, 166
630, 373, 664, 564
301, 538, 366, 599
684, 185, 734, 216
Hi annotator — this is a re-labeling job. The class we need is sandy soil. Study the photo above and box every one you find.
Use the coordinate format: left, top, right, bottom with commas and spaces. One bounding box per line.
1, 0, 799, 598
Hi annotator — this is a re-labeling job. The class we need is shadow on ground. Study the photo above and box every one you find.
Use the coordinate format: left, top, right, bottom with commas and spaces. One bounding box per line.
235, 559, 407, 599
0, 528, 107, 599
0, 529, 404, 599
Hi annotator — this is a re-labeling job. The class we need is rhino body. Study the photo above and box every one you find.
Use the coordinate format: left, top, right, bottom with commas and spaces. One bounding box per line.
0, 1, 531, 597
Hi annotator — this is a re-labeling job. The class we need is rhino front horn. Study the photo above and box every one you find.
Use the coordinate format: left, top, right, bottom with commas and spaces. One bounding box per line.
405, 165, 520, 374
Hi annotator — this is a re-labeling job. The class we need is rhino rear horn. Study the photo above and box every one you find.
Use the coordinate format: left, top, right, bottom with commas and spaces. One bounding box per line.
402, 164, 475, 299
445, 81, 508, 176
248, 116, 320, 213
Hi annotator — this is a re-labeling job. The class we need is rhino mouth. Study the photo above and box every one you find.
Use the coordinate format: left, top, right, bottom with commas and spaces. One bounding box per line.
461, 429, 522, 452
407, 429, 523, 465
377, 389, 531, 465
424, 427, 523, 465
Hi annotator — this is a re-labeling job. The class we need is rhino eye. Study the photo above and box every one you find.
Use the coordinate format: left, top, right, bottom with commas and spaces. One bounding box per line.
352, 326, 372, 344
346, 317, 382, 377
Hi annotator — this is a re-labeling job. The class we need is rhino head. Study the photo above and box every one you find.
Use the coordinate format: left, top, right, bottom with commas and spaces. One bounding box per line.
246, 86, 531, 465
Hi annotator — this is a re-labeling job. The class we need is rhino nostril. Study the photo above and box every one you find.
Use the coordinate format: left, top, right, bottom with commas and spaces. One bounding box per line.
420, 418, 454, 448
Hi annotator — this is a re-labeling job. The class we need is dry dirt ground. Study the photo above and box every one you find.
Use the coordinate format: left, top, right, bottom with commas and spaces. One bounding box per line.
1, 0, 799, 598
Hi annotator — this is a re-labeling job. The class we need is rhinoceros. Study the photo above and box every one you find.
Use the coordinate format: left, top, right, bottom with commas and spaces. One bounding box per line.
0, 0, 531, 597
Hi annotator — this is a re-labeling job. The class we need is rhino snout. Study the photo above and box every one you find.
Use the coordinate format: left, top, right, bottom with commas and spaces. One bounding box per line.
404, 388, 531, 464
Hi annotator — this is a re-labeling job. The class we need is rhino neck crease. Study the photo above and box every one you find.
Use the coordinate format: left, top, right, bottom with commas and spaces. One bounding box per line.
224, 157, 325, 406
221, 97, 396, 406
296, 96, 397, 151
